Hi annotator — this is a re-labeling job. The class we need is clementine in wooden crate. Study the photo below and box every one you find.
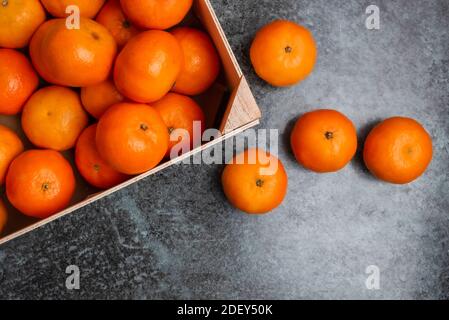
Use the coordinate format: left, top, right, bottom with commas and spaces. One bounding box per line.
291, 109, 357, 173
30, 18, 117, 87
222, 148, 288, 214
41, 0, 106, 18
0, 125, 24, 186
120, 0, 193, 30
364, 117, 433, 184
0, 49, 39, 115
96, 0, 140, 48
114, 30, 183, 103
153, 93, 206, 158
172, 27, 221, 96
81, 79, 125, 119
250, 20, 317, 87
76, 125, 129, 189
6, 150, 76, 219
22, 86, 89, 151
0, 199, 7, 234
96, 103, 169, 175
0, 0, 46, 48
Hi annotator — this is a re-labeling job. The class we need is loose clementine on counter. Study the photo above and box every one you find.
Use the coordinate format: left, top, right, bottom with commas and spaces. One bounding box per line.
22, 86, 89, 151
364, 117, 433, 184
291, 109, 358, 173
153, 93, 206, 158
40, 0, 106, 18
6, 150, 76, 219
250, 20, 317, 87
0, 199, 7, 234
172, 27, 221, 96
0, 125, 24, 186
0, 0, 46, 48
96, 0, 140, 48
76, 125, 129, 189
96, 103, 169, 175
81, 79, 125, 119
114, 30, 183, 103
30, 18, 117, 87
0, 49, 39, 115
222, 148, 288, 214
120, 0, 193, 30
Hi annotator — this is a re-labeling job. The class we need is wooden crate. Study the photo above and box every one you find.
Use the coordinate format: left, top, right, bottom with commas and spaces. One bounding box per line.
0, 0, 261, 245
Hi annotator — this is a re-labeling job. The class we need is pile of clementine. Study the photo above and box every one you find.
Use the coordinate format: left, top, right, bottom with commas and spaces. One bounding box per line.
0, 1, 435, 233
0, 0, 220, 227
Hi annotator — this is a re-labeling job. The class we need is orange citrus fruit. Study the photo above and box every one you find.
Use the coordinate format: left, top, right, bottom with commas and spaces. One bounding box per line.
120, 0, 193, 30
75, 124, 129, 189
30, 18, 117, 87
172, 27, 221, 96
22, 86, 89, 151
0, 0, 46, 48
222, 148, 288, 214
0, 125, 24, 186
364, 117, 433, 184
114, 30, 183, 103
250, 20, 317, 86
81, 79, 125, 119
0, 49, 39, 115
6, 150, 76, 219
96, 103, 169, 174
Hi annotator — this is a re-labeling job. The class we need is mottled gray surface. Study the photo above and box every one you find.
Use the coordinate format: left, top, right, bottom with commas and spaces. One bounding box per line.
0, 0, 448, 300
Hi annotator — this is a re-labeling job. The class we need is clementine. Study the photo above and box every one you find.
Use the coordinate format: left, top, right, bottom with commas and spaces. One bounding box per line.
172, 27, 221, 96
76, 125, 128, 189
81, 79, 125, 119
6, 150, 76, 219
96, 103, 169, 174
0, 49, 39, 115
30, 18, 117, 87
22, 86, 89, 151
114, 30, 183, 103
152, 93, 206, 158
41, 0, 106, 18
0, 125, 24, 186
363, 117, 433, 184
96, 0, 140, 48
291, 109, 358, 173
250, 20, 317, 87
0, 0, 46, 48
0, 199, 7, 234
222, 148, 288, 214
120, 0, 193, 30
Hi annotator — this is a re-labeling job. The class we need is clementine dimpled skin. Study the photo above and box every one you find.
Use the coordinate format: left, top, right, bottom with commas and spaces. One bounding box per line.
172, 27, 221, 96
291, 109, 358, 173
81, 79, 125, 119
114, 30, 183, 103
96, 0, 140, 48
40, 0, 106, 18
0, 49, 39, 115
363, 117, 433, 184
120, 0, 193, 30
250, 20, 317, 87
0, 199, 7, 234
0, 125, 24, 186
6, 150, 76, 219
152, 93, 206, 158
75, 125, 129, 189
22, 86, 89, 151
0, 0, 46, 48
222, 148, 288, 214
30, 18, 117, 87
96, 103, 169, 175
